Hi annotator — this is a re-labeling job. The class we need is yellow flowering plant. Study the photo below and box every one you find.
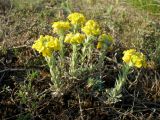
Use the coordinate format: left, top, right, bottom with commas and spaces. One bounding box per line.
32, 12, 113, 97
65, 33, 85, 75
31, 11, 149, 106
52, 21, 71, 67
81, 20, 101, 67
32, 12, 86, 95
32, 35, 62, 97
107, 49, 147, 103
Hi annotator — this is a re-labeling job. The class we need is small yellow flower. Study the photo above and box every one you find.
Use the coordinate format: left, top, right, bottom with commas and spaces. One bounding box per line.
64, 33, 85, 44
32, 35, 60, 57
64, 33, 73, 43
47, 37, 60, 51
41, 48, 52, 57
122, 49, 146, 68
131, 52, 146, 68
122, 49, 136, 64
82, 20, 100, 36
68, 12, 86, 25
32, 35, 44, 53
52, 21, 70, 34
97, 34, 113, 49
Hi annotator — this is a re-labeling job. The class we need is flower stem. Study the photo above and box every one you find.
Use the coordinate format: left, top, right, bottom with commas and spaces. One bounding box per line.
115, 64, 130, 94
71, 44, 77, 75
59, 35, 65, 67
45, 56, 61, 91
81, 36, 90, 66
108, 64, 130, 103
98, 49, 106, 78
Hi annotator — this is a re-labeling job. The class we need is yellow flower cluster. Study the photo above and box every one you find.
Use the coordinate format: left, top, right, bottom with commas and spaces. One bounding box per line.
33, 12, 114, 58
67, 12, 86, 25
52, 21, 70, 34
65, 33, 85, 44
82, 20, 100, 36
122, 49, 146, 68
97, 34, 113, 49
32, 35, 60, 57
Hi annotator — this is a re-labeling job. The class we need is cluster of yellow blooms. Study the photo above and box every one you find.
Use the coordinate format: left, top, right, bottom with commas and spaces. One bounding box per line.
32, 12, 113, 58
65, 33, 85, 44
52, 21, 70, 34
122, 49, 146, 68
31, 12, 147, 99
81, 20, 100, 36
32, 35, 60, 57
67, 12, 86, 25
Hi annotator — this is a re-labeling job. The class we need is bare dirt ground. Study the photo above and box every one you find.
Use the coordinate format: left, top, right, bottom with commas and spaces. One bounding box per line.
0, 0, 160, 119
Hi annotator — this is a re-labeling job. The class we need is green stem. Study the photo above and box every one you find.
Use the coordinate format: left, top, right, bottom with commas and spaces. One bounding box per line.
59, 35, 65, 67
111, 64, 130, 98
87, 44, 93, 63
98, 49, 106, 78
71, 44, 77, 75
45, 56, 60, 91
81, 36, 90, 66
81, 46, 86, 66
73, 24, 78, 33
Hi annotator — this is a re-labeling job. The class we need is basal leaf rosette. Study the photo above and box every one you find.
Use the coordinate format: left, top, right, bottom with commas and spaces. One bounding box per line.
64, 33, 85, 44
97, 33, 113, 49
32, 35, 60, 57
67, 12, 86, 26
122, 49, 147, 68
82, 20, 101, 37
52, 21, 70, 35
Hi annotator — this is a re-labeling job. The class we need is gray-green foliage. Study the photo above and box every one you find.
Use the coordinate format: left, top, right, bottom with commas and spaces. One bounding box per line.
107, 65, 130, 103
87, 78, 104, 91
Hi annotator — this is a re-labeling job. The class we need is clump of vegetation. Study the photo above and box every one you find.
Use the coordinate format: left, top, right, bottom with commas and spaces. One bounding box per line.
32, 12, 115, 97
32, 12, 148, 106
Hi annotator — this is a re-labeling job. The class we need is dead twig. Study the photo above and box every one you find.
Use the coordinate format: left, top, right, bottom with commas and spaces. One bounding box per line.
78, 93, 84, 120
0, 72, 5, 83
8, 45, 31, 50
0, 68, 27, 73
